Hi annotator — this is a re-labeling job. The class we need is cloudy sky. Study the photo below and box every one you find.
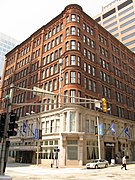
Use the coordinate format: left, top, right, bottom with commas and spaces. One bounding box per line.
0, 0, 112, 42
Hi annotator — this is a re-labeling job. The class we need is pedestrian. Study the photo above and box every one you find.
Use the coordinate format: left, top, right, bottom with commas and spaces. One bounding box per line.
121, 156, 127, 170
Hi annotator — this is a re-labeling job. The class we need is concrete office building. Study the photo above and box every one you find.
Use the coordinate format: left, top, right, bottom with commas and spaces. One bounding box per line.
0, 32, 19, 78
0, 4, 135, 167
94, 0, 135, 53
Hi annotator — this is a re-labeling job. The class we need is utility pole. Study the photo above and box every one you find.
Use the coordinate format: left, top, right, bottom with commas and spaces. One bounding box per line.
0, 84, 14, 175
97, 114, 101, 160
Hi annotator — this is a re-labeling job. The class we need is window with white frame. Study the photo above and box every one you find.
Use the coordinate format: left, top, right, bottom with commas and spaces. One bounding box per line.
77, 15, 80, 22
71, 14, 76, 21
93, 82, 96, 92
84, 62, 87, 71
56, 119, 60, 132
84, 48, 87, 57
70, 71, 76, 83
46, 68, 49, 77
65, 56, 68, 66
85, 119, 90, 133
64, 90, 68, 103
64, 112, 67, 131
71, 26, 76, 35
60, 34, 63, 42
50, 120, 54, 133
70, 90, 76, 103
50, 66, 53, 76
90, 120, 95, 133
78, 56, 81, 66
77, 42, 81, 51
71, 40, 76, 49
54, 64, 57, 73
52, 28, 55, 35
78, 91, 81, 103
47, 42, 51, 50
89, 80, 92, 91
41, 70, 45, 80
83, 35, 87, 43
49, 81, 52, 91
78, 72, 81, 84
92, 67, 96, 76
77, 28, 80, 36
88, 51, 91, 59
53, 79, 57, 90
50, 53, 54, 61
70, 55, 76, 65
78, 113, 81, 132
65, 41, 69, 51
70, 112, 75, 131
51, 40, 55, 48
46, 121, 49, 133
53, 96, 56, 109
92, 53, 95, 62
56, 37, 59, 45
65, 72, 68, 84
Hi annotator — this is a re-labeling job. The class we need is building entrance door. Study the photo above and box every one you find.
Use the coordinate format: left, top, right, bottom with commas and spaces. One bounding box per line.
104, 142, 115, 164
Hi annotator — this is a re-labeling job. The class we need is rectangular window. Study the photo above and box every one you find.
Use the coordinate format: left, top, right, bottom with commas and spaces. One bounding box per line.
71, 26, 76, 35
71, 40, 76, 49
70, 71, 76, 83
65, 72, 68, 84
71, 14, 76, 21
56, 119, 60, 132
70, 90, 76, 103
50, 120, 54, 133
78, 72, 81, 84
46, 121, 49, 133
70, 55, 76, 65
70, 112, 75, 131
67, 146, 78, 160
65, 56, 68, 66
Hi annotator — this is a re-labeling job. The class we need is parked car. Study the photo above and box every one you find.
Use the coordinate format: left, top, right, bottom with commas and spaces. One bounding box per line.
86, 159, 109, 169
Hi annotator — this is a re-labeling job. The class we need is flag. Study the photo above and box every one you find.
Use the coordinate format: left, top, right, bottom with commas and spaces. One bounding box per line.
23, 122, 27, 133
125, 127, 130, 138
110, 123, 115, 134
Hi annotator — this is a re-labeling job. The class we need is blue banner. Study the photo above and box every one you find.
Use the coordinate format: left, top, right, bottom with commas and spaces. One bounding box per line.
34, 128, 38, 140
98, 124, 103, 136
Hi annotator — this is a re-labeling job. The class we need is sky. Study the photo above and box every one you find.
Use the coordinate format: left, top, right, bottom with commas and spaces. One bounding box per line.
0, 0, 112, 42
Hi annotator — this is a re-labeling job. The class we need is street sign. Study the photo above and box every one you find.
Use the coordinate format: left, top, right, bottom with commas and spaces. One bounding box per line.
34, 128, 38, 140
33, 87, 55, 100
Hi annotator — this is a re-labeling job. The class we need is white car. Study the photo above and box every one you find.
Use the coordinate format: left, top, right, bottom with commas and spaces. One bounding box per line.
86, 159, 109, 169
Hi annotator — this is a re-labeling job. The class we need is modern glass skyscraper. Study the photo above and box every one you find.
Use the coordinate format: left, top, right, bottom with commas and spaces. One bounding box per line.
0, 32, 20, 78
94, 0, 135, 52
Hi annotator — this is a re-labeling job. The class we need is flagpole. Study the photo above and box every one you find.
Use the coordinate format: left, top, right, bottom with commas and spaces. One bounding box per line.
117, 127, 125, 139
97, 114, 101, 159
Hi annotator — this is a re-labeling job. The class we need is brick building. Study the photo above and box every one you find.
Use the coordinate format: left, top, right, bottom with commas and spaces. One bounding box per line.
0, 4, 135, 166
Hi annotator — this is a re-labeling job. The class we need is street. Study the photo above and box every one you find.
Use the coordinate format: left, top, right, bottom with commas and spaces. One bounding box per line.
4, 162, 135, 180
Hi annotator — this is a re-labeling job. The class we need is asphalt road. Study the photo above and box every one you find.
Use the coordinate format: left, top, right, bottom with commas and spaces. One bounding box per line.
4, 162, 135, 180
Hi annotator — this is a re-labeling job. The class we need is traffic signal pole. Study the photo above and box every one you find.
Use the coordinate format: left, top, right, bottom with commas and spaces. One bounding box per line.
0, 84, 14, 175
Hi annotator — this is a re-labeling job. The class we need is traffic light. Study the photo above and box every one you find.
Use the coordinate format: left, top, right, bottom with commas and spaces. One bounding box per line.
0, 113, 6, 138
102, 98, 107, 112
8, 112, 19, 137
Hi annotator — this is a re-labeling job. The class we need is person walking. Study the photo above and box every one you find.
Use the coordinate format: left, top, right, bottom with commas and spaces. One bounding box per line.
121, 156, 127, 170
